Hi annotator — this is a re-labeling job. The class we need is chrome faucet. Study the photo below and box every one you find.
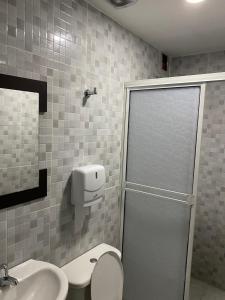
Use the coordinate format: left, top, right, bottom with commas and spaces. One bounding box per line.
0, 264, 18, 287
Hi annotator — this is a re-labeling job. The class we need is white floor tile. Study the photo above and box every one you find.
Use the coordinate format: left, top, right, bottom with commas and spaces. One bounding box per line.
190, 278, 225, 300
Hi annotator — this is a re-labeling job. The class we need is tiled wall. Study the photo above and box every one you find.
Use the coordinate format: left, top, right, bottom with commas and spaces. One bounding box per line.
0, 0, 167, 268
0, 89, 39, 195
171, 52, 225, 290
171, 51, 225, 75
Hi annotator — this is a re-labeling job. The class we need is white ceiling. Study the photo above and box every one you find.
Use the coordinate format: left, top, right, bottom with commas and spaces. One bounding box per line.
88, 0, 225, 57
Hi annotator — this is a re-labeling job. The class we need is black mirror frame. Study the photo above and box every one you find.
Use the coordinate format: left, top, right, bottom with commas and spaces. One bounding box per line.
0, 73, 47, 209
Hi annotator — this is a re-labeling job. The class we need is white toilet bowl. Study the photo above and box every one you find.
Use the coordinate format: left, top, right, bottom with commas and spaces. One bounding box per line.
62, 243, 123, 300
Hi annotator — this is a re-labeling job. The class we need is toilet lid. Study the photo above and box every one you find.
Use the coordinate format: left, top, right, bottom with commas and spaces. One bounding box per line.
91, 251, 123, 300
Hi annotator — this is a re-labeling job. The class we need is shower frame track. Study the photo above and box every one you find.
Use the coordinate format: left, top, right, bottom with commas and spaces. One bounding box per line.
120, 72, 225, 300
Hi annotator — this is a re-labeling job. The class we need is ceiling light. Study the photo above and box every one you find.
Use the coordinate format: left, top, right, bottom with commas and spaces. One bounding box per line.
186, 0, 205, 3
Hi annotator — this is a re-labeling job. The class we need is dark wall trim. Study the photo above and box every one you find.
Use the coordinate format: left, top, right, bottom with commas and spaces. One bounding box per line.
0, 73, 47, 112
0, 169, 47, 209
0, 73, 48, 208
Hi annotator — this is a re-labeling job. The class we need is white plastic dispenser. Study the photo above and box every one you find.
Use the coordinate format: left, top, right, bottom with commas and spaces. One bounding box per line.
71, 165, 105, 231
71, 165, 105, 207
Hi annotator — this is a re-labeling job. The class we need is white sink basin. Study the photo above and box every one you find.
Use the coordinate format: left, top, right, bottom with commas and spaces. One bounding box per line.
0, 260, 68, 300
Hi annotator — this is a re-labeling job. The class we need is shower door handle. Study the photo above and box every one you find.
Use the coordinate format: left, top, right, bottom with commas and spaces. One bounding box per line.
123, 182, 195, 207
124, 187, 194, 206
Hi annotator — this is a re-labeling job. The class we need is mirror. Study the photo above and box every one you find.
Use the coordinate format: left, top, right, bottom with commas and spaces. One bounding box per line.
0, 89, 39, 195
0, 74, 47, 209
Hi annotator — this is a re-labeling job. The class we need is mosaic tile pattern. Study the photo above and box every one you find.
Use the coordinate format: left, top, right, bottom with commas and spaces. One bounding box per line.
0, 0, 167, 268
171, 51, 225, 75
171, 52, 225, 291
0, 88, 39, 195
104, 186, 121, 248
7, 207, 50, 267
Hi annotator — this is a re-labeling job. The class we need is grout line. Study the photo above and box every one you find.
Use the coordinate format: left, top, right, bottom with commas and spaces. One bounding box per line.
5, 219, 7, 264
5, 0, 9, 264
0, 165, 39, 169
48, 0, 56, 254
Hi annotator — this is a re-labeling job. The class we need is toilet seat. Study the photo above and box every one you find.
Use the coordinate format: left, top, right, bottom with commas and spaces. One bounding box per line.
91, 251, 124, 300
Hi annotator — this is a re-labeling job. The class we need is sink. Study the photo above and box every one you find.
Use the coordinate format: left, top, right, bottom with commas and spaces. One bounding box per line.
0, 260, 68, 300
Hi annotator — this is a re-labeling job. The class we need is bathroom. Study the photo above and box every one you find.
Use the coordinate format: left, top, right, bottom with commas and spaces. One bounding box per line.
0, 0, 225, 299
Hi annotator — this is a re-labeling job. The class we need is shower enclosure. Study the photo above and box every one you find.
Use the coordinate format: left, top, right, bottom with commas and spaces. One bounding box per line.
120, 74, 225, 300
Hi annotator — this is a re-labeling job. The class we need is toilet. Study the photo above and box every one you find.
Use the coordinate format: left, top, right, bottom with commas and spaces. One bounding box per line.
62, 243, 123, 300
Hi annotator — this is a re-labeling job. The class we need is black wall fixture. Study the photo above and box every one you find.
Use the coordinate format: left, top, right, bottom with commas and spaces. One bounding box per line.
0, 73, 47, 209
162, 53, 168, 72
0, 169, 47, 209
0, 73, 47, 112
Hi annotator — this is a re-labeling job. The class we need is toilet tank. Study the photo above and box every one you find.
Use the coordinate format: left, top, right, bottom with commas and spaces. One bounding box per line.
62, 244, 121, 300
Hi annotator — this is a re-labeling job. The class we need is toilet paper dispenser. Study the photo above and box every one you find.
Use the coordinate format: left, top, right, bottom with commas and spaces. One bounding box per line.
71, 165, 105, 232
71, 165, 105, 208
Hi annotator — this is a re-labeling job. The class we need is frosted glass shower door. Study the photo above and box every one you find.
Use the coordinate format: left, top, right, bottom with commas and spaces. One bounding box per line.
126, 87, 200, 193
122, 86, 202, 300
